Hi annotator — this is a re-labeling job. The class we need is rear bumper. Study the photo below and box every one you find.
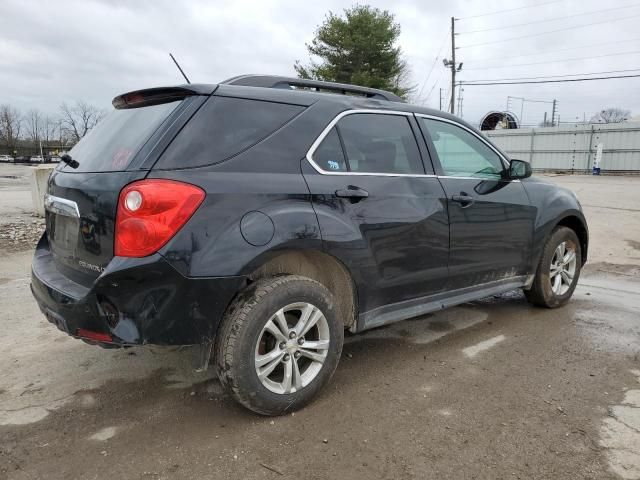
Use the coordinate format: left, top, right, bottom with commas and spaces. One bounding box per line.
30, 235, 245, 347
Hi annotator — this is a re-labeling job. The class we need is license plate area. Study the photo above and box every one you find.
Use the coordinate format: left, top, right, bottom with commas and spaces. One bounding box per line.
45, 195, 81, 261
48, 213, 80, 259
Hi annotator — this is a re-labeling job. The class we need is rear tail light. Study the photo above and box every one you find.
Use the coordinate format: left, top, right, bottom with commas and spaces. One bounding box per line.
115, 179, 205, 257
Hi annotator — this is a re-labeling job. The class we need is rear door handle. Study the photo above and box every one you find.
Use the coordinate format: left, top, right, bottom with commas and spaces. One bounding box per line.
335, 186, 369, 199
451, 193, 475, 207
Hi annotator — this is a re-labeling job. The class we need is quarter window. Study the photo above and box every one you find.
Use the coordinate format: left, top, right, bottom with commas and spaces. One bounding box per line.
156, 96, 304, 169
313, 128, 348, 172
421, 118, 504, 179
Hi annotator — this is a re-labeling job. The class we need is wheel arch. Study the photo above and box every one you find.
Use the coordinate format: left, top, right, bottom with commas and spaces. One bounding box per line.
243, 249, 358, 330
554, 214, 588, 265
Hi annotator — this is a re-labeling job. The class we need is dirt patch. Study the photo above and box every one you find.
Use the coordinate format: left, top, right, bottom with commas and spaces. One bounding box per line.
583, 262, 640, 278
627, 239, 640, 252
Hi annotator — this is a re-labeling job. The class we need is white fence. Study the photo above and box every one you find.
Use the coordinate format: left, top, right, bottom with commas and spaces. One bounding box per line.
485, 122, 640, 173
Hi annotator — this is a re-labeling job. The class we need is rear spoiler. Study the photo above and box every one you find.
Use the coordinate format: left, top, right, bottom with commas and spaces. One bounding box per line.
112, 85, 217, 109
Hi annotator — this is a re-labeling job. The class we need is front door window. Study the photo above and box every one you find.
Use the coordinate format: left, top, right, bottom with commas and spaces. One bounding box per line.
421, 118, 504, 179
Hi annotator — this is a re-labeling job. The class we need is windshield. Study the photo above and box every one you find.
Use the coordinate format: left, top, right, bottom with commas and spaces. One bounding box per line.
62, 100, 181, 172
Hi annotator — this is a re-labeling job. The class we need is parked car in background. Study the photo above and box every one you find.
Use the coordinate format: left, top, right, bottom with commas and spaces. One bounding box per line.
48, 155, 61, 163
0, 154, 13, 162
14, 155, 30, 163
31, 155, 44, 163
31, 75, 589, 415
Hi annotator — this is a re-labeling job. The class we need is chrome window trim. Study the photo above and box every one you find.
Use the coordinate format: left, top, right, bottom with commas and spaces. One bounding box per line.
44, 194, 80, 218
305, 109, 436, 178
415, 113, 512, 171
437, 175, 521, 183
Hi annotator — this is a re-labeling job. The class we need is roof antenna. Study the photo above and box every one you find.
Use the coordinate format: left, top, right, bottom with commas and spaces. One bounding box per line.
169, 53, 191, 84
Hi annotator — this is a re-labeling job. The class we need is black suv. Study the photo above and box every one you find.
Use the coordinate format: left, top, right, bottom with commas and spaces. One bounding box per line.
31, 75, 588, 415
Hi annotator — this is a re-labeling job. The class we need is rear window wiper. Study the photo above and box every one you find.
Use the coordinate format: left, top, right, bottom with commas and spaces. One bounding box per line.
61, 154, 79, 169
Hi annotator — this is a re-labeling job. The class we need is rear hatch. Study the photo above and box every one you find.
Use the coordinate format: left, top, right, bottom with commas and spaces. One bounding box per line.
45, 87, 208, 287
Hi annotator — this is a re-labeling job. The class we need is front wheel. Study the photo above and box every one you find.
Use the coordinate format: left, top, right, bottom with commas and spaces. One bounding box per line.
215, 275, 343, 415
524, 226, 582, 308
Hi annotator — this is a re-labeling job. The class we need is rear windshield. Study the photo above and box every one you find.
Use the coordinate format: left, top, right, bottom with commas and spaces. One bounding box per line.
155, 96, 304, 169
61, 100, 181, 172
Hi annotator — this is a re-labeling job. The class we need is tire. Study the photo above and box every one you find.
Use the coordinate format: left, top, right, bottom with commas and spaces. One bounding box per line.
524, 226, 582, 308
215, 275, 344, 415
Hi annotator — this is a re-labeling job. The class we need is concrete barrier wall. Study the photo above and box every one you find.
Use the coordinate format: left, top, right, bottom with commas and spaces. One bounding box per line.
30, 165, 55, 216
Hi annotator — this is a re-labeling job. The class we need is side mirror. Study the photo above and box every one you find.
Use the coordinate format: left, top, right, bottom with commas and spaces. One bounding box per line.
508, 159, 532, 179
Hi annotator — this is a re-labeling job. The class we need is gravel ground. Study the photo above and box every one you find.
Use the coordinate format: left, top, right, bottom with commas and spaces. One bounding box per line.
0, 164, 639, 479
0, 219, 45, 252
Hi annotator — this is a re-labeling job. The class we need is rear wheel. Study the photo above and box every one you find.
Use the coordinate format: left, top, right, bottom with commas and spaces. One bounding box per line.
215, 275, 343, 415
524, 226, 582, 308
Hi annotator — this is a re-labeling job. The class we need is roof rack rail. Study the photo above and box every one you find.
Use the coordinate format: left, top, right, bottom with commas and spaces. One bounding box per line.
221, 74, 404, 103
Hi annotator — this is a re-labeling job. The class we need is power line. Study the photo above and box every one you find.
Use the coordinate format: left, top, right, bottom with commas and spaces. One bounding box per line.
416, 31, 449, 102
423, 68, 448, 104
460, 73, 640, 86
456, 1, 563, 20
463, 50, 640, 70
458, 13, 640, 48
458, 4, 640, 34
471, 37, 640, 63
464, 68, 640, 82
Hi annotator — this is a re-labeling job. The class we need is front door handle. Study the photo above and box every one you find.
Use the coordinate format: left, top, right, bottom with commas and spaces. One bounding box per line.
335, 186, 369, 200
451, 193, 475, 207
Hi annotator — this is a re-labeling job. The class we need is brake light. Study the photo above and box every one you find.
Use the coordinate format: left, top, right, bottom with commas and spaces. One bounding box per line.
115, 179, 205, 257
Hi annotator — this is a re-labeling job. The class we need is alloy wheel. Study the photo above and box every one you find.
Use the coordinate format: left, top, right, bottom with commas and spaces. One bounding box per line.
254, 302, 330, 394
549, 241, 577, 295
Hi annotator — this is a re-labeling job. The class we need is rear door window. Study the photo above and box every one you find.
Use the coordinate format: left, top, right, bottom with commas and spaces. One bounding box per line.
62, 100, 181, 172
156, 97, 304, 169
336, 114, 424, 174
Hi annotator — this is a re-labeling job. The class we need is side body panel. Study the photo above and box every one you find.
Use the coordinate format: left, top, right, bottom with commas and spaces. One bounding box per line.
151, 100, 343, 278
416, 114, 538, 289
437, 177, 536, 288
521, 177, 589, 270
301, 161, 450, 316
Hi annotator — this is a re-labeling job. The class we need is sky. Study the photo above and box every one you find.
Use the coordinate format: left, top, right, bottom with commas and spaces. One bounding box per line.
1, 0, 640, 127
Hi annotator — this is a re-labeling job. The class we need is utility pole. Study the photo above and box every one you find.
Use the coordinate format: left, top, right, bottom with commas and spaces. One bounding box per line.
551, 99, 557, 127
443, 17, 462, 115
457, 86, 464, 118
439, 88, 443, 110
450, 17, 456, 114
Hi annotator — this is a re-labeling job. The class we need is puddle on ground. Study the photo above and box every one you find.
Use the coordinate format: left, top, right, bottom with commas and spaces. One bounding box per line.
573, 275, 640, 354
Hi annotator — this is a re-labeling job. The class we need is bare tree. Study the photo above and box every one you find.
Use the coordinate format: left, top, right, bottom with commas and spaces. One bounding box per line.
393, 59, 417, 103
42, 116, 59, 147
0, 104, 22, 153
25, 109, 43, 145
590, 108, 631, 124
59, 100, 106, 142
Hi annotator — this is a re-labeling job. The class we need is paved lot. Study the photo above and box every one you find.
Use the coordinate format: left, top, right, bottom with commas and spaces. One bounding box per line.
1, 164, 640, 479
